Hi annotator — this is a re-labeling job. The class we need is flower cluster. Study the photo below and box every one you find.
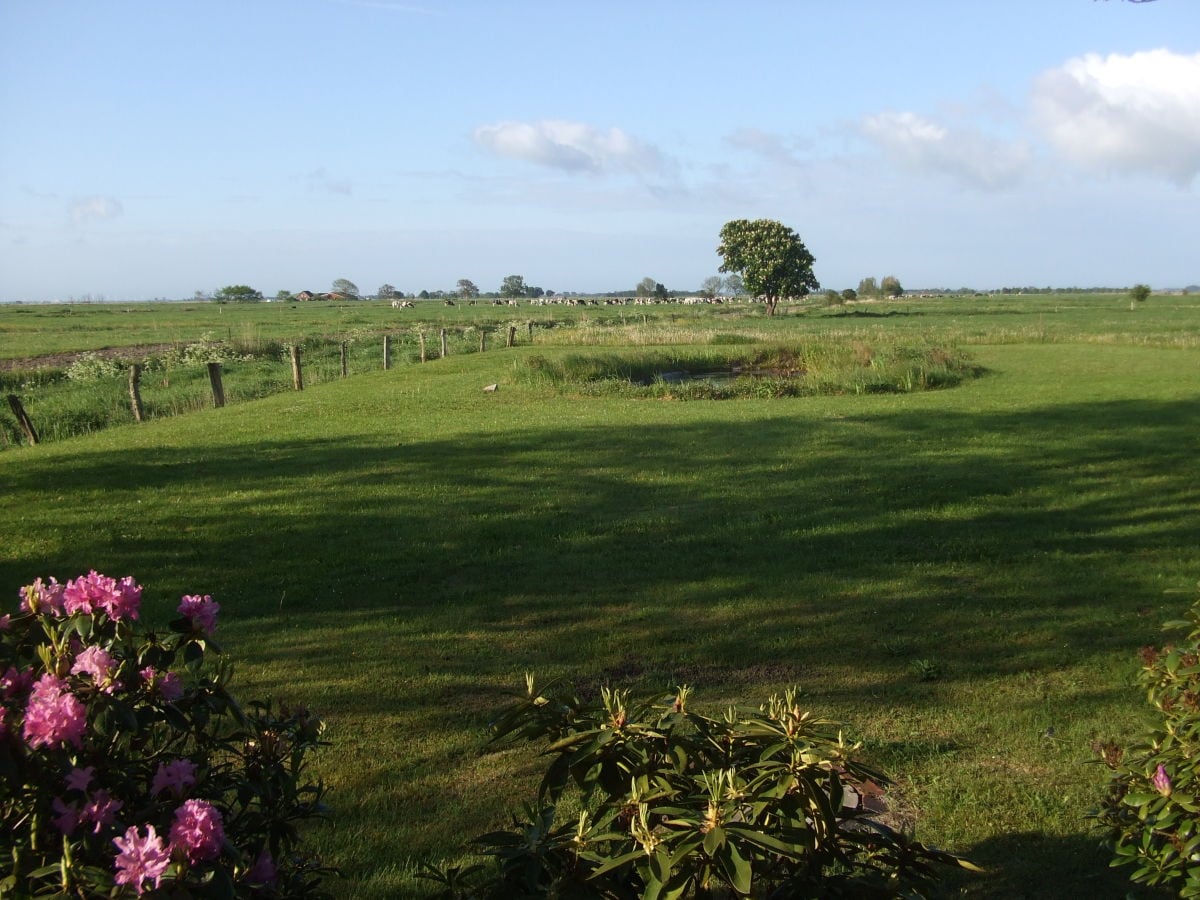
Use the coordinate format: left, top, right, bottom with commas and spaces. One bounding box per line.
1, 572, 332, 898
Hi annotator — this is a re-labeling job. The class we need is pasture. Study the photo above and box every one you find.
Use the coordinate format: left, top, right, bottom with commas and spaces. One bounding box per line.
1, 293, 1198, 897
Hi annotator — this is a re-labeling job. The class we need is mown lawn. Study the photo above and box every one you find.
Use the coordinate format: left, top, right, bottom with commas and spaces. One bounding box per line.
1, 295, 1197, 897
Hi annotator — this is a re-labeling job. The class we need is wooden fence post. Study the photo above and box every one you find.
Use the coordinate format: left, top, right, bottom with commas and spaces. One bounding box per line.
207, 363, 225, 408
6, 394, 39, 445
527, 321, 533, 341
507, 325, 516, 347
440, 328, 448, 359
340, 342, 348, 378
383, 335, 391, 370
479, 330, 487, 352
290, 346, 304, 391
419, 331, 426, 363
128, 364, 144, 423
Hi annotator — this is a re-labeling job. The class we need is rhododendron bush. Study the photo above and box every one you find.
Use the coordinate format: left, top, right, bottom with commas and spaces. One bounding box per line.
0, 572, 332, 898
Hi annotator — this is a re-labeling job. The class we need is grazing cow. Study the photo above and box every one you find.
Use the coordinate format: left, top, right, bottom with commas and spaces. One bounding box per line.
444, 299, 455, 306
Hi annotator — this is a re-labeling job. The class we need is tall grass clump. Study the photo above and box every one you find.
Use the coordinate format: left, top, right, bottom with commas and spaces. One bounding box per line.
517, 340, 980, 400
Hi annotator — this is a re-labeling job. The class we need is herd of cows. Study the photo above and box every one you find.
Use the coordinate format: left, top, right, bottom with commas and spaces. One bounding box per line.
391, 295, 740, 309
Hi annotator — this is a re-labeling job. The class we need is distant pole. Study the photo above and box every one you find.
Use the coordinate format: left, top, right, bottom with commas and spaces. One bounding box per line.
290, 346, 303, 391
440, 328, 448, 358
128, 364, 144, 422
340, 342, 348, 378
6, 394, 39, 445
207, 363, 225, 408
383, 335, 391, 370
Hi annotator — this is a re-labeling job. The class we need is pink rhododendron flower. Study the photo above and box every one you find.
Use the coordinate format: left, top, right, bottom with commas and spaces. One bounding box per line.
1, 665, 33, 700
22, 674, 87, 749
159, 671, 183, 701
246, 848, 277, 885
169, 798, 225, 864
177, 594, 219, 636
20, 577, 65, 615
81, 788, 123, 834
62, 570, 142, 620
52, 797, 80, 835
1154, 764, 1172, 797
65, 765, 95, 793
113, 824, 171, 895
71, 646, 117, 684
141, 667, 184, 702
0, 614, 9, 631
152, 759, 198, 798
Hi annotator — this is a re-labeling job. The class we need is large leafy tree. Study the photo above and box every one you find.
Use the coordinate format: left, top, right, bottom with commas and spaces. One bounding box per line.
457, 278, 480, 299
500, 275, 527, 298
717, 219, 818, 316
331, 278, 359, 298
881, 275, 904, 297
699, 275, 723, 298
212, 284, 262, 303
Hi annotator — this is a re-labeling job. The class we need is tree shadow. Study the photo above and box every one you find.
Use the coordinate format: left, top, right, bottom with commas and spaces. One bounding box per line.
951, 830, 1172, 899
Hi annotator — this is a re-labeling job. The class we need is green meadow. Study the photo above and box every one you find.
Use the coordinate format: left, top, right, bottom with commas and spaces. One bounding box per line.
1, 294, 1198, 897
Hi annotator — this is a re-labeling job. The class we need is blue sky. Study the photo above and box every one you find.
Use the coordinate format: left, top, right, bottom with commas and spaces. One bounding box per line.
1, 0, 1197, 301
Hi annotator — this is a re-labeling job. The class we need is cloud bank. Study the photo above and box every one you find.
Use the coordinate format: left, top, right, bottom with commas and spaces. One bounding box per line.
1031, 49, 1200, 186
859, 111, 1031, 191
473, 119, 670, 177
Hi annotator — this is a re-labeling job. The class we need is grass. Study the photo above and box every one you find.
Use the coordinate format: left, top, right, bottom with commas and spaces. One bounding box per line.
0, 294, 1198, 897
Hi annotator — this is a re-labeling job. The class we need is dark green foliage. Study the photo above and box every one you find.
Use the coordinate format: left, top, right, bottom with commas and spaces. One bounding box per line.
429, 678, 978, 898
1095, 593, 1200, 895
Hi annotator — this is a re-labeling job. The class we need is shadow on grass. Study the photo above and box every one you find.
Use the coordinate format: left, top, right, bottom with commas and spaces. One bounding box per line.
950, 830, 1173, 899
2, 394, 1198, 889
2, 396, 1197, 687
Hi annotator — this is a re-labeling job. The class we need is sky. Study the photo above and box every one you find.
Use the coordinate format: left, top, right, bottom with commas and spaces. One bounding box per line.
1, 0, 1198, 301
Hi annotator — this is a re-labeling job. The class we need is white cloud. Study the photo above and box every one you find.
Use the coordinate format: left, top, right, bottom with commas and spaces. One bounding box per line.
1031, 49, 1200, 186
860, 111, 1031, 191
472, 119, 670, 177
69, 196, 123, 224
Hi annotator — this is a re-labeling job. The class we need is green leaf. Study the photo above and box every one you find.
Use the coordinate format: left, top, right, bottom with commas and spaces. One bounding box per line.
1122, 792, 1161, 808
716, 840, 753, 895
703, 825, 726, 856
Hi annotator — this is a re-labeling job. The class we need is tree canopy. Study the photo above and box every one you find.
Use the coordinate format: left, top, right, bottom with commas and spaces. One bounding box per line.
332, 278, 359, 298
1130, 284, 1151, 309
881, 275, 904, 298
212, 285, 262, 303
699, 276, 723, 298
500, 275, 527, 298
718, 219, 818, 316
377, 284, 398, 299
457, 279, 480, 299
